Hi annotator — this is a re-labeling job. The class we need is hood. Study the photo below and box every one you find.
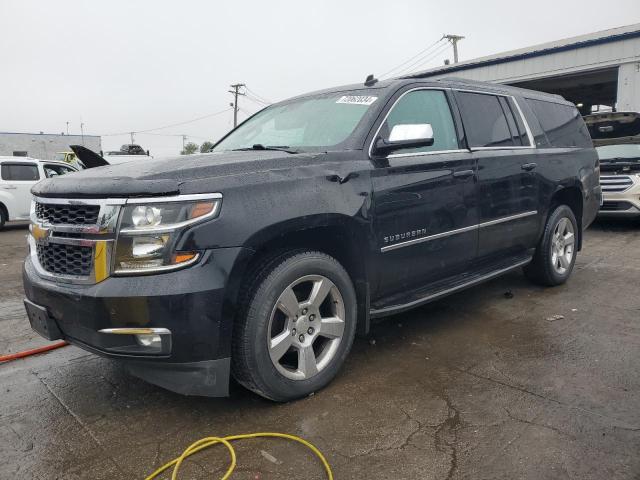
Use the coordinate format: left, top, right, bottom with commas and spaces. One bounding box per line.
32, 150, 331, 198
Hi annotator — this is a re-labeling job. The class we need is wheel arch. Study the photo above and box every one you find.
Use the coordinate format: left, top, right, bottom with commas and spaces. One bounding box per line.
0, 201, 8, 223
548, 185, 584, 250
222, 215, 372, 337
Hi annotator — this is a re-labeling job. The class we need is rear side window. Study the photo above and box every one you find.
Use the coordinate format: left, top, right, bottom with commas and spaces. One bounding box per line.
456, 92, 517, 147
525, 99, 592, 148
1, 163, 40, 181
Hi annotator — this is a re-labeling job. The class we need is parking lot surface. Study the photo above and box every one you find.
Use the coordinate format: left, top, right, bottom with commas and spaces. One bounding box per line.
1, 220, 639, 479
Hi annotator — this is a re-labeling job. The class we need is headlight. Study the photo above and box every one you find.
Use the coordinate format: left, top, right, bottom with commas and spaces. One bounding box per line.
113, 194, 221, 274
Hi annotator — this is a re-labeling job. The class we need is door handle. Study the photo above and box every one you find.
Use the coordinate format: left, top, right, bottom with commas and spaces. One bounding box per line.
521, 163, 537, 171
453, 169, 475, 179
2, 185, 17, 190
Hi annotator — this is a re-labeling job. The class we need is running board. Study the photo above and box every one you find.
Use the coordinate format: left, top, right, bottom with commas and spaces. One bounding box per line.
369, 255, 532, 318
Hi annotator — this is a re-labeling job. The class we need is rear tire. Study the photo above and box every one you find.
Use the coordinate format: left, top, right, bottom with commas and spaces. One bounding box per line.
232, 251, 357, 402
524, 205, 578, 286
0, 207, 6, 230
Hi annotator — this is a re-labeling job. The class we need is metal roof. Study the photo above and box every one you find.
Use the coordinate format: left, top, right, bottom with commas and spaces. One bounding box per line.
407, 23, 640, 79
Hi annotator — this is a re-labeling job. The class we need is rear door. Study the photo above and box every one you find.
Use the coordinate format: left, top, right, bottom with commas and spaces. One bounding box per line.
454, 90, 539, 263
370, 87, 478, 299
0, 162, 40, 219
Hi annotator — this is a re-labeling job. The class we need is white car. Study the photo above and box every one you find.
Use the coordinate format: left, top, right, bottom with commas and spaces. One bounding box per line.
0, 157, 78, 228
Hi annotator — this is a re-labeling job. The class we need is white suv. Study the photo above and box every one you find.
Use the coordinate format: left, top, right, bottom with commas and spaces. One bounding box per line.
0, 157, 78, 228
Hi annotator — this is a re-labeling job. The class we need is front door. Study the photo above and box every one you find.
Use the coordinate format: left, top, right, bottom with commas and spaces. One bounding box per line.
370, 88, 478, 299
454, 91, 539, 262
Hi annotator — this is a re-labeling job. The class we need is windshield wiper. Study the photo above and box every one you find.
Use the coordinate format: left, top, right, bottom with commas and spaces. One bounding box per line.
232, 144, 300, 154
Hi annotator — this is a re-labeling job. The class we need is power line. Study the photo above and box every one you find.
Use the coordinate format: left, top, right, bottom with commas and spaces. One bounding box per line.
392, 41, 450, 77
244, 86, 272, 104
244, 94, 270, 108
402, 42, 452, 75
379, 38, 445, 79
101, 107, 232, 137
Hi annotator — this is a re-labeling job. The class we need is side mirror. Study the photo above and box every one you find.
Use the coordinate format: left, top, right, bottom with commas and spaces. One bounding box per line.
372, 124, 434, 156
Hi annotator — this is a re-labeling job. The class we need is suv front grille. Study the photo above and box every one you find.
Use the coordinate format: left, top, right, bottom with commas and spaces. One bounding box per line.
36, 243, 93, 277
600, 175, 634, 193
35, 202, 100, 225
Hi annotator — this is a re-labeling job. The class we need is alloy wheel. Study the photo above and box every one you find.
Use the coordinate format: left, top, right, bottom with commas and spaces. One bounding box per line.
267, 275, 346, 380
550, 217, 575, 275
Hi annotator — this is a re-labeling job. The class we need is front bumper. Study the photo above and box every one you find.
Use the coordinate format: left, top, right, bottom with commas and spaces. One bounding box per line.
23, 247, 249, 396
599, 176, 640, 217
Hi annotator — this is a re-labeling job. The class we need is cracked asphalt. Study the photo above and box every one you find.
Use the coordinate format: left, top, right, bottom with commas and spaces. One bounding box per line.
1, 219, 639, 479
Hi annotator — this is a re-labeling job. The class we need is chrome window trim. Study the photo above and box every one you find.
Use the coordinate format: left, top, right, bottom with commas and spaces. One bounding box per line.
386, 149, 469, 160
471, 146, 534, 151
381, 210, 538, 252
368, 87, 537, 160
368, 87, 460, 160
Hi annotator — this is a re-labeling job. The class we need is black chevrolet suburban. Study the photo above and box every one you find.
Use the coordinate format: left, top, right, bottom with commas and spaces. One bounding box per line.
23, 78, 600, 401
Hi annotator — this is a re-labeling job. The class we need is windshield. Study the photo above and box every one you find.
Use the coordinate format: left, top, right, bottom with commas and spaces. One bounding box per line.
596, 144, 640, 161
213, 93, 379, 152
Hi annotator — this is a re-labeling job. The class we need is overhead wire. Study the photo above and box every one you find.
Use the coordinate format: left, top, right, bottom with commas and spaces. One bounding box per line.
244, 86, 272, 105
100, 108, 232, 137
379, 38, 445, 79
400, 42, 453, 76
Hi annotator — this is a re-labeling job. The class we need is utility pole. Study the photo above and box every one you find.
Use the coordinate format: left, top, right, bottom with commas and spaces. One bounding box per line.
228, 83, 246, 128
442, 34, 465, 63
80, 122, 85, 145
66, 122, 69, 135
182, 135, 187, 152
130, 132, 135, 145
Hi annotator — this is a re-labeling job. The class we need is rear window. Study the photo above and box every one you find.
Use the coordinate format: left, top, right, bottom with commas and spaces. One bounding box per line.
525, 99, 592, 148
1, 163, 40, 181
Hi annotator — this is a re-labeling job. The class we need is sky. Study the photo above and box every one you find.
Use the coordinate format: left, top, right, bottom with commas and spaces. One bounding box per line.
2, 0, 639, 156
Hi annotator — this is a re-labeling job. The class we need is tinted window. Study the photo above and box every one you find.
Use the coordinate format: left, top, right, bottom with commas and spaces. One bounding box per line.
380, 89, 458, 154
456, 92, 514, 147
1, 163, 40, 181
526, 99, 592, 148
43, 164, 75, 178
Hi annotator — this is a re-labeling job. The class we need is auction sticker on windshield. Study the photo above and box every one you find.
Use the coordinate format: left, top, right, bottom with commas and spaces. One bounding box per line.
336, 95, 378, 106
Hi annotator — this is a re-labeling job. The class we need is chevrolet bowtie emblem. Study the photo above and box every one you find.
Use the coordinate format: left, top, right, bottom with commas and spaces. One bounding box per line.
30, 224, 51, 242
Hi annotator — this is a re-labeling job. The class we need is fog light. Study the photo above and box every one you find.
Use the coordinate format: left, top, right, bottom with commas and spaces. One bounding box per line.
135, 333, 162, 347
98, 327, 171, 354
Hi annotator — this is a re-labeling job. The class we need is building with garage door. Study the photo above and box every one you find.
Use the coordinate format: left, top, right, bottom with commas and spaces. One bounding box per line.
0, 132, 101, 160
410, 24, 640, 116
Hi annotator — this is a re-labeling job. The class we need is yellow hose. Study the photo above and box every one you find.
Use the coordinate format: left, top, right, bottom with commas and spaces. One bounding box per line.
145, 432, 333, 480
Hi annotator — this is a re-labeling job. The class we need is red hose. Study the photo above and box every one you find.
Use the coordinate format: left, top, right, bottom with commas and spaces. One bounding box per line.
0, 341, 68, 363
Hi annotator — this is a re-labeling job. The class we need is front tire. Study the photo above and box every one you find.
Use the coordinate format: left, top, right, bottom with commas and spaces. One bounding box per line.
524, 205, 578, 286
232, 251, 357, 402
